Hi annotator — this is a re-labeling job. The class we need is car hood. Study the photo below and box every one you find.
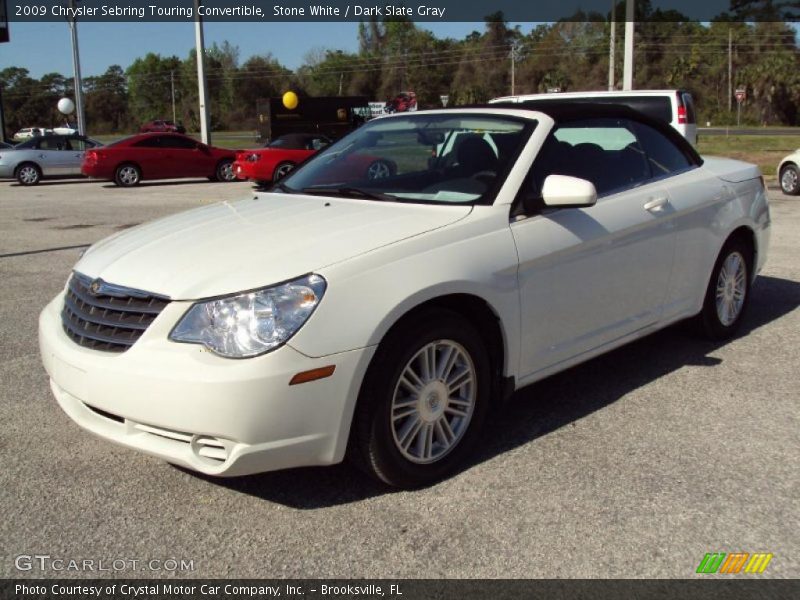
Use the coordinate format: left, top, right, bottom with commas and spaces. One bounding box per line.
75, 193, 472, 299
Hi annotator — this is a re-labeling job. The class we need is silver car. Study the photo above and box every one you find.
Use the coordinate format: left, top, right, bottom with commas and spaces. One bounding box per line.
0, 135, 102, 185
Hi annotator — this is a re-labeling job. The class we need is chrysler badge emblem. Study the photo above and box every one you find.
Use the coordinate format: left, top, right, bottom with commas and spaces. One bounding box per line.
89, 280, 103, 295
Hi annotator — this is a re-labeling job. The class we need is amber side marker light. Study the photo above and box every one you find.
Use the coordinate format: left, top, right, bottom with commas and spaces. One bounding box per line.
289, 365, 336, 385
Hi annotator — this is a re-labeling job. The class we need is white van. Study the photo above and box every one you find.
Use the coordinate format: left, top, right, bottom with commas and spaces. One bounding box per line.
490, 90, 697, 145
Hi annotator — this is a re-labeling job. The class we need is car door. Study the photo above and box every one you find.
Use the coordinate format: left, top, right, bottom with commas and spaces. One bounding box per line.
35, 137, 72, 175
131, 136, 170, 179
511, 118, 677, 379
162, 136, 212, 177
63, 137, 96, 175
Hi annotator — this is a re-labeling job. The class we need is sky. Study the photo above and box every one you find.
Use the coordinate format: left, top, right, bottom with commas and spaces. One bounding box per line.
0, 21, 516, 78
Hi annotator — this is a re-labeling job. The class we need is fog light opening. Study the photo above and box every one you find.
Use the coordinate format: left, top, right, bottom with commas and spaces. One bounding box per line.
190, 435, 230, 466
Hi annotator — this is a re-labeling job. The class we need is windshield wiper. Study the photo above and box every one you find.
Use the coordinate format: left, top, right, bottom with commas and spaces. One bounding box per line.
300, 186, 396, 201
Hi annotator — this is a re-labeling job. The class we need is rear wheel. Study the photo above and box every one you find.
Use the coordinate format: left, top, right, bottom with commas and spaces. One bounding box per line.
16, 163, 41, 186
115, 163, 141, 187
350, 310, 491, 488
697, 238, 752, 339
215, 159, 235, 182
273, 162, 295, 182
780, 163, 799, 195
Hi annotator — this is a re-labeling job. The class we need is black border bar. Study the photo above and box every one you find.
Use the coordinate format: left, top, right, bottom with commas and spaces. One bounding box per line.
6, 0, 800, 23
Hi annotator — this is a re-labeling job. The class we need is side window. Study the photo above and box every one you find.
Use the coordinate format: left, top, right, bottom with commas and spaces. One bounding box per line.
134, 136, 164, 148
633, 122, 694, 178
160, 136, 197, 150
39, 137, 67, 151
549, 118, 651, 196
70, 139, 89, 151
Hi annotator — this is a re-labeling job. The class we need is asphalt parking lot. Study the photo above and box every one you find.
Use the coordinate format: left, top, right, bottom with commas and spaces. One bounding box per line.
0, 177, 797, 579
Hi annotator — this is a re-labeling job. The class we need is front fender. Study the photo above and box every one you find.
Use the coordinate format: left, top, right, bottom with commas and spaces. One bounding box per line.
287, 207, 521, 378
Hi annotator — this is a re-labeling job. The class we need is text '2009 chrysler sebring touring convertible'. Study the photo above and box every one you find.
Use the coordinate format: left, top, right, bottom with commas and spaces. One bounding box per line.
39, 104, 770, 488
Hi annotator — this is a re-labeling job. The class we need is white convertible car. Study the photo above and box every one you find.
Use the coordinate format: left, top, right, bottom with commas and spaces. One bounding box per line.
39, 104, 770, 488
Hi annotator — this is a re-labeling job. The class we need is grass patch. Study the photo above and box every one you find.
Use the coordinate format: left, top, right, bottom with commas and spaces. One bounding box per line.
698, 135, 800, 178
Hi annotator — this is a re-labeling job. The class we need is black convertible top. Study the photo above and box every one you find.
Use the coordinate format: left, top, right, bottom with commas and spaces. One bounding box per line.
457, 101, 703, 166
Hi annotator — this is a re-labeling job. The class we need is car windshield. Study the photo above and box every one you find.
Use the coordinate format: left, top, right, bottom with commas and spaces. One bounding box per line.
278, 113, 534, 204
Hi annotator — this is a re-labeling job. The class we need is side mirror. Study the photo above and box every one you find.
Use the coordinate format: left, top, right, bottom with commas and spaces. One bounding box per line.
542, 174, 597, 208
196, 143, 209, 152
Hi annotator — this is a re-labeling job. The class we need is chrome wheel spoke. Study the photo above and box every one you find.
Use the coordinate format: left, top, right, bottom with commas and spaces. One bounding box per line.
437, 418, 456, 445
447, 368, 472, 396
400, 367, 425, 394
436, 345, 456, 380
445, 405, 470, 418
398, 416, 423, 451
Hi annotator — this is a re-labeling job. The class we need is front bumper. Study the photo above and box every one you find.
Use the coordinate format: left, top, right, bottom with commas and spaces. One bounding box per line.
39, 293, 375, 476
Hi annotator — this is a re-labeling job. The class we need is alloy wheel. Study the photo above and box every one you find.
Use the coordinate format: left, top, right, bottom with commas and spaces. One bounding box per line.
219, 161, 235, 181
390, 340, 476, 464
715, 251, 747, 326
781, 167, 798, 194
117, 166, 139, 186
18, 165, 39, 185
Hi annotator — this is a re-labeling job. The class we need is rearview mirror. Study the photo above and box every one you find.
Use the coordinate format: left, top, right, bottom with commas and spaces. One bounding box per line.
542, 175, 597, 208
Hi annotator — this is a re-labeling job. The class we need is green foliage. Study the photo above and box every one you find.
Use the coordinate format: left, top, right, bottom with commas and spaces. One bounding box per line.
2, 17, 799, 137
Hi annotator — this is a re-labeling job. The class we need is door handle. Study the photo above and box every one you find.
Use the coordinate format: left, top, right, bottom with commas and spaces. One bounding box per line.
644, 197, 669, 212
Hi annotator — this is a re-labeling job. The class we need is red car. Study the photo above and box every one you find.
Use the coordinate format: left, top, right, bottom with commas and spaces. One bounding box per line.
139, 120, 186, 134
234, 133, 331, 186
235, 133, 396, 187
82, 133, 237, 187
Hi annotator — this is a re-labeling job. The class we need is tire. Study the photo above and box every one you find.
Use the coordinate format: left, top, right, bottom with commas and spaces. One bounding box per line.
273, 162, 295, 182
350, 309, 492, 488
215, 160, 236, 182
779, 163, 799, 195
697, 238, 753, 340
16, 163, 41, 186
114, 163, 141, 187
366, 159, 394, 180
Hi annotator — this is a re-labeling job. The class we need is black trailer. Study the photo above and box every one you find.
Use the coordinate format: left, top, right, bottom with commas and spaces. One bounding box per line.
256, 96, 370, 143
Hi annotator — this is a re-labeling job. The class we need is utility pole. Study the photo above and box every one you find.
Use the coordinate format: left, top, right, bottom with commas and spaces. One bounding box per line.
0, 84, 6, 143
67, 0, 86, 135
338, 73, 343, 96
170, 70, 177, 123
609, 0, 616, 90
510, 42, 522, 96
194, 0, 210, 144
623, 0, 634, 90
728, 28, 733, 113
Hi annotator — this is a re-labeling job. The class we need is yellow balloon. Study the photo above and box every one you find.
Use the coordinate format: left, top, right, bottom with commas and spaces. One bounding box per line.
282, 91, 299, 110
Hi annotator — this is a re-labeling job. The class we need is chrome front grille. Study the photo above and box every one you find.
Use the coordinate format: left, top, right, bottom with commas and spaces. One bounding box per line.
61, 272, 170, 353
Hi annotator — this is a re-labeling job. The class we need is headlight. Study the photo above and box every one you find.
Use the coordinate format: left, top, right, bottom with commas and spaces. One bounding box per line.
169, 274, 326, 358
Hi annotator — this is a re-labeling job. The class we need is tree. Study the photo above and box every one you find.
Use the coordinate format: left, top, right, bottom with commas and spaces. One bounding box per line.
126, 53, 182, 124
85, 66, 129, 132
